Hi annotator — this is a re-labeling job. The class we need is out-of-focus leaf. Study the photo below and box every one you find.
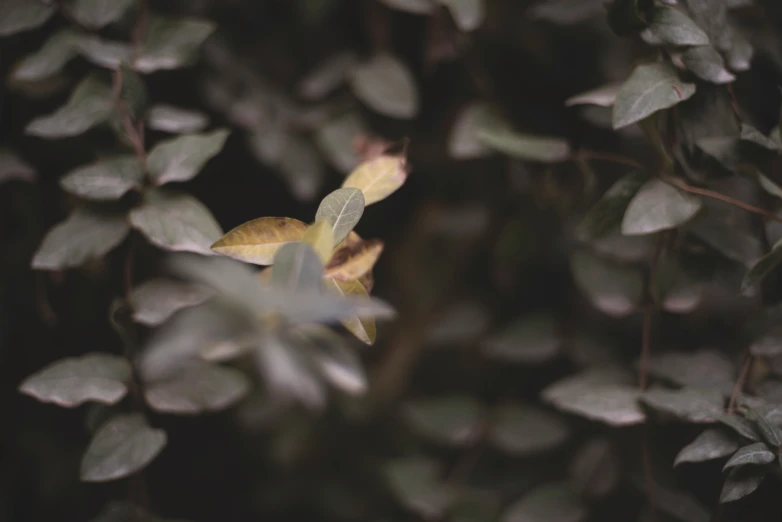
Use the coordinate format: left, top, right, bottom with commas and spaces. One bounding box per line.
31, 207, 130, 270
723, 442, 775, 469
645, 6, 709, 46
378, 0, 436, 13
301, 221, 335, 264
640, 387, 724, 422
565, 83, 622, 107
147, 129, 230, 185
315, 112, 366, 173
675, 428, 739, 466
439, 0, 486, 31
60, 155, 143, 201
147, 105, 209, 134
325, 239, 383, 281
129, 190, 223, 255
90, 501, 191, 522
476, 110, 570, 162
25, 73, 113, 138
66, 0, 135, 29
130, 278, 211, 326
11, 29, 80, 82
384, 458, 454, 519
642, 478, 711, 522
349, 54, 419, 119
726, 31, 753, 72
298, 52, 356, 100
448, 102, 492, 160
144, 361, 250, 414
613, 63, 696, 130
741, 124, 782, 152
0, 0, 55, 37
569, 437, 619, 499
315, 188, 365, 245
211, 217, 308, 266
403, 395, 484, 446
570, 250, 643, 317
607, 0, 653, 37
742, 238, 782, 292
77, 36, 133, 69
278, 135, 325, 202
501, 482, 586, 522
80, 413, 167, 482
342, 155, 407, 205
482, 314, 562, 364
750, 328, 782, 357
301, 326, 367, 394
622, 179, 701, 235
652, 256, 704, 314
323, 277, 376, 345
686, 200, 762, 267
135, 17, 216, 73
272, 242, 325, 293
682, 46, 736, 84
645, 349, 735, 395
19, 354, 131, 407
488, 404, 569, 455
254, 332, 325, 409
0, 149, 36, 184
578, 172, 646, 240
720, 466, 765, 503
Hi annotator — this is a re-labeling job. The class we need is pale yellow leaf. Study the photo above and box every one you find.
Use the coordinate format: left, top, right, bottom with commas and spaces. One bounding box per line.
326, 239, 384, 281
341, 154, 407, 205
324, 277, 376, 345
211, 217, 307, 265
302, 220, 336, 264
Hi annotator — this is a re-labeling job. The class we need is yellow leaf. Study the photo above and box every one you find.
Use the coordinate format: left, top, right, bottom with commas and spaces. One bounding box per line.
326, 239, 384, 281
301, 220, 335, 264
341, 154, 407, 205
324, 277, 376, 345
211, 217, 307, 265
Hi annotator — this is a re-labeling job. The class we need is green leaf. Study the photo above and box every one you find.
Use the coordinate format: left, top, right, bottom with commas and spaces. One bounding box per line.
402, 395, 484, 447
315, 188, 365, 245
129, 190, 223, 255
652, 255, 703, 314
10, 29, 80, 82
645, 349, 735, 395
740, 124, 782, 152
482, 314, 562, 364
297, 52, 356, 101
607, 0, 652, 37
569, 438, 619, 499
80, 413, 167, 482
66, 0, 135, 29
726, 31, 753, 72
488, 404, 569, 455
60, 155, 143, 201
384, 458, 455, 519
134, 16, 216, 73
448, 102, 492, 160
570, 250, 644, 317
315, 112, 366, 173
19, 354, 131, 407
675, 428, 740, 466
0, 148, 35, 184
278, 135, 325, 202
254, 332, 326, 409
76, 36, 133, 69
115, 64, 146, 121
742, 407, 782, 448
501, 483, 586, 522
301, 326, 367, 394
0, 0, 55, 37
750, 328, 782, 358
644, 478, 711, 522
723, 442, 775, 470
565, 82, 622, 107
719, 414, 762, 442
645, 6, 709, 46
613, 63, 696, 130
147, 129, 230, 185
25, 73, 114, 139
439, 0, 486, 32
758, 174, 782, 200
378, 0, 436, 14
686, 200, 762, 268
621, 178, 702, 235
682, 46, 736, 84
578, 172, 646, 240
130, 278, 211, 326
144, 361, 250, 414
640, 387, 724, 423
271, 242, 325, 293
31, 207, 130, 270
720, 466, 765, 503
147, 105, 208, 134
349, 54, 419, 119
476, 110, 571, 163
742, 238, 782, 292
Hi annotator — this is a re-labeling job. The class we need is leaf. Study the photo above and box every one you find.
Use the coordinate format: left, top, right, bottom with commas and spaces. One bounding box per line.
720, 466, 765, 503
646, 350, 735, 396
384, 458, 455, 519
674, 428, 740, 466
742, 238, 782, 292
687, 200, 762, 268
607, 0, 652, 37
211, 217, 308, 265
0, 149, 35, 185
76, 36, 133, 69
570, 250, 644, 317
130, 278, 211, 326
652, 255, 704, 313
147, 105, 208, 134
723, 442, 775, 470
25, 73, 114, 139
640, 387, 724, 423
325, 239, 383, 281
19, 354, 131, 407
0, 0, 55, 37
750, 328, 782, 358
612, 63, 696, 130
67, 0, 136, 29
565, 82, 622, 107
147, 129, 230, 185
348, 54, 419, 119
254, 332, 326, 409
439, 0, 486, 31
569, 438, 619, 499
134, 16, 216, 73
11, 29, 80, 82
315, 188, 366, 245
378, 0, 437, 14
129, 190, 223, 255
31, 207, 130, 270
323, 277, 376, 345
578, 172, 647, 240
402, 395, 484, 446
341, 155, 407, 205
80, 413, 167, 482
482, 314, 562, 364
278, 135, 325, 202
719, 414, 761, 442
475, 110, 571, 162
302, 326, 367, 394
740, 124, 782, 152
682, 46, 736, 84
644, 478, 711, 522
742, 407, 782, 448
501, 483, 586, 522
297, 52, 357, 101
271, 242, 324, 293
448, 102, 492, 160
621, 178, 702, 235
301, 221, 336, 264
144, 362, 250, 414
60, 155, 143, 201
488, 404, 569, 455
90, 501, 191, 522
645, 6, 709, 46
315, 112, 366, 173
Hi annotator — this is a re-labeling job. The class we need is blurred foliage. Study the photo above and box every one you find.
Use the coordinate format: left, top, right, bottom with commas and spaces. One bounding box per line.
3, 1, 782, 522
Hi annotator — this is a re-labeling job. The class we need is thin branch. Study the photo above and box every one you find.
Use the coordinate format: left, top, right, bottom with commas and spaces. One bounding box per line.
728, 352, 752, 414
640, 234, 664, 391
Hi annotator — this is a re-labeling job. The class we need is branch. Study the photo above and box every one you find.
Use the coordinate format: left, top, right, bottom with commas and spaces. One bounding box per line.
728, 352, 752, 414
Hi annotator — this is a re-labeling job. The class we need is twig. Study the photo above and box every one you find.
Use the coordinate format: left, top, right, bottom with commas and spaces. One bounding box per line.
728, 352, 752, 414
640, 234, 664, 391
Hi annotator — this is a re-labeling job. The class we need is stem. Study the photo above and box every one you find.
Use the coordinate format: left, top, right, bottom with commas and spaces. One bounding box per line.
641, 428, 657, 522
124, 234, 137, 302
728, 352, 752, 414
574, 150, 643, 169
640, 234, 664, 391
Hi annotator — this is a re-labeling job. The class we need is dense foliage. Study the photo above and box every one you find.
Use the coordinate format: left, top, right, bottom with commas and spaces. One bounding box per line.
3, 0, 782, 521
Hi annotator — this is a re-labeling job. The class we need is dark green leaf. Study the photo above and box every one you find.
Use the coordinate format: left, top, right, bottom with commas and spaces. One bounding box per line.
613, 63, 696, 130
645, 6, 709, 46
686, 200, 762, 267
297, 52, 356, 101
80, 413, 167, 482
652, 255, 704, 314
60, 155, 143, 201
720, 466, 765, 503
0, 0, 55, 37
301, 326, 367, 395
384, 458, 454, 519
570, 250, 644, 317
116, 64, 146, 120
403, 395, 484, 446
0, 148, 35, 184
439, 0, 485, 32
76, 36, 133, 69
315, 112, 366, 173
501, 483, 586, 522
476, 110, 570, 162
719, 414, 762, 442
682, 46, 736, 84
641, 387, 724, 423
742, 238, 782, 292
147, 104, 209, 134
278, 135, 325, 201
622, 178, 702, 235
315, 188, 365, 245
66, 0, 135, 29
723, 442, 775, 469
254, 332, 326, 409
19, 354, 131, 407
482, 314, 562, 364
147, 129, 230, 185
349, 54, 419, 119
135, 17, 216, 73
578, 172, 646, 240
130, 278, 211, 326
448, 102, 492, 160
750, 328, 782, 357
741, 124, 782, 152
742, 407, 782, 447
144, 361, 250, 414
646, 479, 711, 522
488, 404, 569, 455
674, 428, 740, 466
11, 29, 80, 82
645, 349, 735, 395
569, 438, 619, 499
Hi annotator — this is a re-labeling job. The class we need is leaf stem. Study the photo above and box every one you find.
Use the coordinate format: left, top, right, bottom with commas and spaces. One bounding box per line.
728, 351, 752, 414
